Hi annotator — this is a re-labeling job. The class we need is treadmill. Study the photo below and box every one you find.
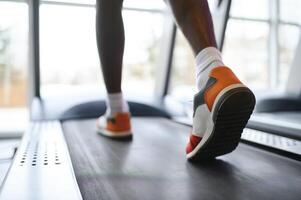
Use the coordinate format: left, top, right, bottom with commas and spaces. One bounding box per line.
0, 1, 301, 200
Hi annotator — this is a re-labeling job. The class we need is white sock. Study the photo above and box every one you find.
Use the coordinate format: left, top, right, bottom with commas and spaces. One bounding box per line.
195, 47, 224, 91
106, 92, 129, 117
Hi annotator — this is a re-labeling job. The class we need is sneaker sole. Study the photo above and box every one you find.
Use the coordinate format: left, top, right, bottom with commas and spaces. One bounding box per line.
97, 127, 132, 139
187, 85, 256, 161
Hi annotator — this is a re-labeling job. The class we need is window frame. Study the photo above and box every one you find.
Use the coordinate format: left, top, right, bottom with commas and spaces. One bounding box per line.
7, 0, 169, 110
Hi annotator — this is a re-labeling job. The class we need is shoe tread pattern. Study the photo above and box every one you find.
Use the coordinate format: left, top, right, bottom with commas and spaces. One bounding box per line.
189, 87, 256, 161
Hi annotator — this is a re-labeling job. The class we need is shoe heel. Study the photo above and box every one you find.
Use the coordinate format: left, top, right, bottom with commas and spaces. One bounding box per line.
190, 87, 256, 161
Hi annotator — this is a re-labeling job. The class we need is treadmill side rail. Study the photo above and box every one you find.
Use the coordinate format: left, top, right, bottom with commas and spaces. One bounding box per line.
0, 121, 83, 200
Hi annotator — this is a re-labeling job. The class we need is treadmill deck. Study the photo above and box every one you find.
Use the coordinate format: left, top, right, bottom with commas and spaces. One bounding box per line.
63, 117, 301, 200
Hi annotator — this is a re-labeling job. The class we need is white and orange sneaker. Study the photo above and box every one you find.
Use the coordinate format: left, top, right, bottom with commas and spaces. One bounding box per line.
97, 112, 132, 138
186, 66, 256, 160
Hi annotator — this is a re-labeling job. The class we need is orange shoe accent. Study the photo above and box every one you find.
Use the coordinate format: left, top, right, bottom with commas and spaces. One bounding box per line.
205, 66, 242, 111
106, 113, 131, 132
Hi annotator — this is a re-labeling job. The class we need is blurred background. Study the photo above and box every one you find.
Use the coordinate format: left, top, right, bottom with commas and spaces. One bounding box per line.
0, 0, 300, 134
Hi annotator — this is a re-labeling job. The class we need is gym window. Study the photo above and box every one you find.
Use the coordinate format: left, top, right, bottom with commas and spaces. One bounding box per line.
39, 0, 165, 97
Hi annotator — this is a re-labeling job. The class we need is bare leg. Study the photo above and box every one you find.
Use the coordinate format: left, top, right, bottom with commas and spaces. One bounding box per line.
164, 0, 217, 55
164, 0, 224, 92
96, 0, 124, 93
96, 0, 131, 138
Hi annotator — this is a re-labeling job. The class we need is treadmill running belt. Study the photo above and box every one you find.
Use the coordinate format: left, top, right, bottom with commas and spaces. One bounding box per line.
62, 118, 301, 200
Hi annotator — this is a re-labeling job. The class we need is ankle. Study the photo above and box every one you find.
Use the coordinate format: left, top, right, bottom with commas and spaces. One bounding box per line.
106, 92, 129, 117
195, 47, 224, 91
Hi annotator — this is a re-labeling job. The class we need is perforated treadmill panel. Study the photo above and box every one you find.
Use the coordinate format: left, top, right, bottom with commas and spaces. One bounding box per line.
63, 118, 301, 200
